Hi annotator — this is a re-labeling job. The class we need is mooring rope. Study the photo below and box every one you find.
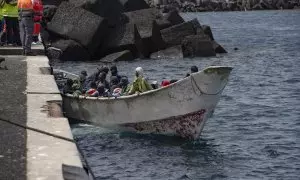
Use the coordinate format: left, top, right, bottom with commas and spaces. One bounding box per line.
0, 116, 97, 179
190, 75, 229, 96
0, 116, 75, 143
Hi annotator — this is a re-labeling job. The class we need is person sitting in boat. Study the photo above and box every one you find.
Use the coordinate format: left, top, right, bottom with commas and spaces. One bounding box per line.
151, 81, 159, 89
119, 76, 130, 94
96, 72, 110, 90
90, 83, 110, 97
110, 76, 120, 92
83, 66, 108, 92
72, 79, 82, 97
161, 80, 170, 87
63, 79, 74, 94
79, 70, 87, 85
86, 82, 97, 96
170, 79, 178, 84
127, 67, 152, 95
186, 65, 199, 77
110, 65, 122, 83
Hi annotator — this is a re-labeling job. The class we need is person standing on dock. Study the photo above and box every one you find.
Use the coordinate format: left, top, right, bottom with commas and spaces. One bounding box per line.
0, 0, 21, 46
17, 0, 35, 55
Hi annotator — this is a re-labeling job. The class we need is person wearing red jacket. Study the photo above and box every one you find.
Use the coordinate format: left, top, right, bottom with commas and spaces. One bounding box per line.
32, 0, 42, 43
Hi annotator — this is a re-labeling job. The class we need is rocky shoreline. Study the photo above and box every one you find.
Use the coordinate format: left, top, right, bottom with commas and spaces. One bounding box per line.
147, 0, 300, 12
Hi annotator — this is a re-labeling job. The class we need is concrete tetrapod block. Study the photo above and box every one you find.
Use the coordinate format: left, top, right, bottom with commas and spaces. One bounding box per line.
42, 0, 66, 6
164, 10, 185, 25
119, 0, 150, 12
160, 20, 196, 47
99, 50, 134, 63
202, 25, 215, 41
150, 45, 183, 59
69, 0, 124, 26
47, 1, 108, 54
212, 40, 227, 53
124, 8, 162, 25
50, 39, 91, 61
100, 23, 138, 57
182, 35, 216, 57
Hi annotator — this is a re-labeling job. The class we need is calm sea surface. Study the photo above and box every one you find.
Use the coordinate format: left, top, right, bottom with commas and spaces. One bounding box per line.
53, 10, 300, 180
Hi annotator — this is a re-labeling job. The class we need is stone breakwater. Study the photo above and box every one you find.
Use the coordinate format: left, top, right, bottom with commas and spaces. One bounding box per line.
41, 0, 227, 62
147, 0, 300, 12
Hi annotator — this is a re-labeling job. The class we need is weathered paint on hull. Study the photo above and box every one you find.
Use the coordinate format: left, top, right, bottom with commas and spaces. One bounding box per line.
120, 109, 207, 139
63, 66, 232, 139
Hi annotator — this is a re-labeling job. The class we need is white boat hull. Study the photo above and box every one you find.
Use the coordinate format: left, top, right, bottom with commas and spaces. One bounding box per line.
63, 66, 232, 139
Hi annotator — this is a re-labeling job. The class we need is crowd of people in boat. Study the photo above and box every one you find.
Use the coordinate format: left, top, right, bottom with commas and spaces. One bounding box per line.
63, 65, 199, 98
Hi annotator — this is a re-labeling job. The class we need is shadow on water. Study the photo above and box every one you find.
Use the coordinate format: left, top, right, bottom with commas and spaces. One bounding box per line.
72, 123, 227, 180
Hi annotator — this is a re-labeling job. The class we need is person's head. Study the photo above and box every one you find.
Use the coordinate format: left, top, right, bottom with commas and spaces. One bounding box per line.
110, 65, 118, 76
66, 79, 73, 86
191, 66, 198, 73
79, 74, 86, 83
161, 80, 170, 87
90, 82, 97, 89
151, 81, 158, 89
135, 67, 143, 77
170, 79, 178, 84
98, 72, 107, 82
97, 83, 105, 95
81, 70, 87, 77
119, 76, 129, 87
98, 66, 109, 74
110, 76, 119, 86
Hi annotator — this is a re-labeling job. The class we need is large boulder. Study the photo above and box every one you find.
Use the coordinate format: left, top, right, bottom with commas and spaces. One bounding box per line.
47, 1, 108, 55
160, 20, 196, 47
49, 39, 91, 61
98, 50, 134, 63
119, 0, 150, 12
150, 45, 183, 59
182, 35, 216, 57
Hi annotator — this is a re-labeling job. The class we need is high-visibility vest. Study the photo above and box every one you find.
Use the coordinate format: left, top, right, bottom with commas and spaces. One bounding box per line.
1, 3, 19, 17
17, 0, 33, 10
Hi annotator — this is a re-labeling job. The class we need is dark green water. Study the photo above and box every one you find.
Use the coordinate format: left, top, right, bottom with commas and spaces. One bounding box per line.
54, 10, 300, 179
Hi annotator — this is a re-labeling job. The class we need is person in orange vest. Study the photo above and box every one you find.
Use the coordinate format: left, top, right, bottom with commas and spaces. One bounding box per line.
32, 0, 42, 44
17, 0, 35, 55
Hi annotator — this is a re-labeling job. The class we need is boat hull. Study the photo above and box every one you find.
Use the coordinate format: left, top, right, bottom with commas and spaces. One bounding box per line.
63, 66, 232, 139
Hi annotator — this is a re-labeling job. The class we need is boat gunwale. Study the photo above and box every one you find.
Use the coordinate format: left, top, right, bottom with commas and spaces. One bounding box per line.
62, 66, 233, 101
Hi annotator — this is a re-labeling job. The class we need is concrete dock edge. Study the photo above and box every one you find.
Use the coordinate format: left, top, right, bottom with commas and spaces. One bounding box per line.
26, 55, 84, 179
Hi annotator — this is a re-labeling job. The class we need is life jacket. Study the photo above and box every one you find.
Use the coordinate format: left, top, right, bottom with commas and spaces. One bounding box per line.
17, 0, 33, 10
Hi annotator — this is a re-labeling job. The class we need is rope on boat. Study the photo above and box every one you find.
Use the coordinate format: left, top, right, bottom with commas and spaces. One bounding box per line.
0, 116, 75, 143
191, 75, 229, 96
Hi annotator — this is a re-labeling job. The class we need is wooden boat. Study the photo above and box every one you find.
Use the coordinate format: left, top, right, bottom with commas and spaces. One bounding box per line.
62, 66, 233, 139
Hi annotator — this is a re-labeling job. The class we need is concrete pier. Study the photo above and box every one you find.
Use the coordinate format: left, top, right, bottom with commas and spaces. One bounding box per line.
0, 47, 85, 179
